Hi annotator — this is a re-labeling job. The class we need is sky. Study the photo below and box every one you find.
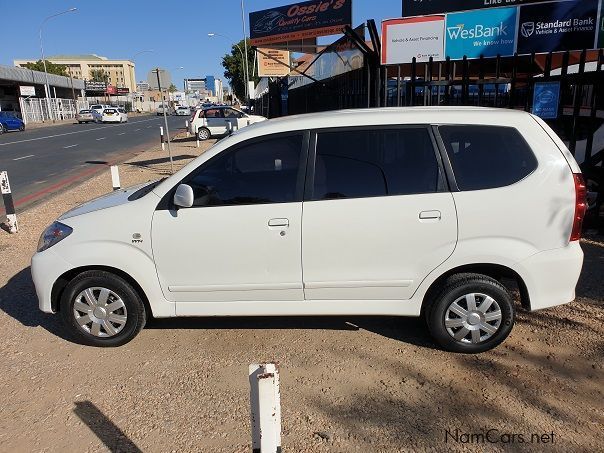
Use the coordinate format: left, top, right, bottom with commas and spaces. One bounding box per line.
0, 0, 401, 89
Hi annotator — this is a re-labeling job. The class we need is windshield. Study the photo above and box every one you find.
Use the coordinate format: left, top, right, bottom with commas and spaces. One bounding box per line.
79, 110, 91, 113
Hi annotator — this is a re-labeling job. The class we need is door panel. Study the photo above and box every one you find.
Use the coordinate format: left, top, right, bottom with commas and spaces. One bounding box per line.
152, 203, 303, 303
302, 194, 457, 300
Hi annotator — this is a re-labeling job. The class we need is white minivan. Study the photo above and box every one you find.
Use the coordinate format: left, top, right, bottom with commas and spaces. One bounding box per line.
31, 107, 585, 352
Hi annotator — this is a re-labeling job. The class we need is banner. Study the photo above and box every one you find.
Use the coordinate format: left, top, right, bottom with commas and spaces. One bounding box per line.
532, 81, 561, 119
402, 0, 558, 17
445, 7, 517, 59
249, 0, 352, 46
116, 87, 130, 95
517, 0, 598, 54
381, 16, 445, 65
84, 80, 107, 93
257, 48, 291, 77
19, 86, 36, 96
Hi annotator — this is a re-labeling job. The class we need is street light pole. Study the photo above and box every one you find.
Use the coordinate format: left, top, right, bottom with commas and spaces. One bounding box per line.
240, 0, 250, 103
208, 32, 247, 103
39, 7, 77, 122
154, 68, 174, 174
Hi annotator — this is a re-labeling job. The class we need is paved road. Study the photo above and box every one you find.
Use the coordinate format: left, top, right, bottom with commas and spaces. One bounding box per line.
0, 114, 185, 212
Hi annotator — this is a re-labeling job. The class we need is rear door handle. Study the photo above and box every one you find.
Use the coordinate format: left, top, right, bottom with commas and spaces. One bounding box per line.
419, 210, 441, 220
268, 218, 289, 227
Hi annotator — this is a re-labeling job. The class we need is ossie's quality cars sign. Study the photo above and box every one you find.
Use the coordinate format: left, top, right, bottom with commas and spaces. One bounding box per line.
249, 0, 352, 46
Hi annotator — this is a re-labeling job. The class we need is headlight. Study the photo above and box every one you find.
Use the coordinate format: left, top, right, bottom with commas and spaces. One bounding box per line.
37, 221, 73, 252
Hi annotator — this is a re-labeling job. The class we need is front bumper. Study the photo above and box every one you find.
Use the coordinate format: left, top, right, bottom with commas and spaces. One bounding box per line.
31, 248, 73, 313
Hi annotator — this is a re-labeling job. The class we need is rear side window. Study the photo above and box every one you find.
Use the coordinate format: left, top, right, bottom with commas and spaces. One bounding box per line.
438, 125, 537, 191
311, 127, 441, 201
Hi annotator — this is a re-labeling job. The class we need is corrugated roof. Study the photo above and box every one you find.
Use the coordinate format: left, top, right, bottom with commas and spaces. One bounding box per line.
47, 54, 108, 60
0, 65, 85, 90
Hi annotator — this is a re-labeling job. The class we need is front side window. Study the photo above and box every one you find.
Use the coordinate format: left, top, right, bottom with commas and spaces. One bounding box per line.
224, 108, 242, 118
185, 134, 304, 207
438, 125, 538, 191
311, 127, 441, 201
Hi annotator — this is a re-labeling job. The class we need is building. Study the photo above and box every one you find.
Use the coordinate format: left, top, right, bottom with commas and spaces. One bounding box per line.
14, 54, 136, 92
184, 78, 206, 92
147, 69, 172, 90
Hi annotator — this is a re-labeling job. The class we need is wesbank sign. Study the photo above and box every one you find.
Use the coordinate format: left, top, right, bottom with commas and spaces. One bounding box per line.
445, 7, 517, 59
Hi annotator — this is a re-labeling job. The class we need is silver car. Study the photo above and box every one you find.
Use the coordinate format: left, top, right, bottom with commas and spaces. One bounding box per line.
76, 109, 95, 124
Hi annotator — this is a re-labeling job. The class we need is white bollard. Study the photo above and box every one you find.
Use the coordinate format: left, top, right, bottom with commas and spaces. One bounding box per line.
249, 363, 281, 453
110, 165, 121, 191
185, 120, 189, 137
160, 126, 165, 151
0, 171, 18, 234
196, 137, 200, 148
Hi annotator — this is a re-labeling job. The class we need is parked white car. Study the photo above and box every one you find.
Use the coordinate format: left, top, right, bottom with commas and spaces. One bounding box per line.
31, 107, 585, 351
175, 106, 191, 116
156, 105, 171, 116
189, 106, 266, 140
100, 107, 127, 123
89, 104, 107, 116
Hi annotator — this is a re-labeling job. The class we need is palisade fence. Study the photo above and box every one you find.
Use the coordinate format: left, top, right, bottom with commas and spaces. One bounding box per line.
253, 47, 604, 229
18, 97, 89, 124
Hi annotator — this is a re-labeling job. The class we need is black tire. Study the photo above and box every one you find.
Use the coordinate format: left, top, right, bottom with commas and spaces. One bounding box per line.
19, 124, 25, 131
78, 121, 82, 124
60, 270, 146, 347
197, 127, 210, 140
0, 125, 4, 135
426, 273, 515, 353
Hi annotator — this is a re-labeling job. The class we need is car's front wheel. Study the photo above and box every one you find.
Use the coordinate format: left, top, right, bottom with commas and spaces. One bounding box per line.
60, 270, 146, 347
426, 273, 515, 353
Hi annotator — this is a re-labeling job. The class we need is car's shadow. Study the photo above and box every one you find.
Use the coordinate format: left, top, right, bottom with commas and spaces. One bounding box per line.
0, 267, 435, 349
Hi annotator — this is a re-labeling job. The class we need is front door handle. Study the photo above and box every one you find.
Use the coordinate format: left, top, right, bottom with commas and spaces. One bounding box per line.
268, 218, 289, 227
419, 210, 441, 220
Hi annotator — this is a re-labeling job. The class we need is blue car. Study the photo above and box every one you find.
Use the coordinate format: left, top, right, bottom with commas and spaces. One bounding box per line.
0, 111, 25, 134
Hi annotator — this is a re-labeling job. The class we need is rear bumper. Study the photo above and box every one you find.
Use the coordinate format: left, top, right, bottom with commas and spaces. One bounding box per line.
514, 242, 584, 311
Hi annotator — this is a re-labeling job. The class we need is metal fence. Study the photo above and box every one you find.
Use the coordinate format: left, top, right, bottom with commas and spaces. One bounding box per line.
18, 97, 88, 124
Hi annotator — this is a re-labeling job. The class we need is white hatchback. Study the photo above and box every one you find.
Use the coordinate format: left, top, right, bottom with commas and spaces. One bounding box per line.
31, 107, 585, 351
189, 106, 266, 140
100, 107, 127, 123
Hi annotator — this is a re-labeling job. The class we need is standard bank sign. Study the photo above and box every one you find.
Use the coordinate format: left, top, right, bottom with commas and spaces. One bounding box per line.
445, 7, 517, 59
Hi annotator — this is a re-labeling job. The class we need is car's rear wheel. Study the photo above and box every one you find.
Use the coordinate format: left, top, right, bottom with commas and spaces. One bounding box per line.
426, 273, 515, 353
60, 270, 146, 347
198, 127, 210, 140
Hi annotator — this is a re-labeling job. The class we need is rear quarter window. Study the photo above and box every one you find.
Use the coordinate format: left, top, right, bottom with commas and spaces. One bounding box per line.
438, 125, 538, 191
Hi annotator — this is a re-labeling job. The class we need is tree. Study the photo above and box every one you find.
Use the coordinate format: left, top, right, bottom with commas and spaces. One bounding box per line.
22, 60, 68, 77
222, 39, 258, 102
90, 69, 109, 83
168, 83, 178, 93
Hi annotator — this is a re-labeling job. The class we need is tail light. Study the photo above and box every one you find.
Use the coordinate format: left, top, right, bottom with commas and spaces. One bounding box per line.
570, 173, 587, 241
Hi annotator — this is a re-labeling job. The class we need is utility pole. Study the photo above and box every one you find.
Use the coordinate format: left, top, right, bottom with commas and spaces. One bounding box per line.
241, 0, 250, 104
154, 68, 174, 174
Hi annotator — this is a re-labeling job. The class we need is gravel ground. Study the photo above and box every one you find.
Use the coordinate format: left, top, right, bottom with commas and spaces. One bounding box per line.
0, 134, 602, 452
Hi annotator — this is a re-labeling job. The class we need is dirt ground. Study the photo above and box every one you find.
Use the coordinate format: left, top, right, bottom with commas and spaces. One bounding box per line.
0, 134, 602, 452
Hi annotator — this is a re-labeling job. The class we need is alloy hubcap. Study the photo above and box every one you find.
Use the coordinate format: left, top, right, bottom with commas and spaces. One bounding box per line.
444, 293, 502, 344
73, 287, 127, 338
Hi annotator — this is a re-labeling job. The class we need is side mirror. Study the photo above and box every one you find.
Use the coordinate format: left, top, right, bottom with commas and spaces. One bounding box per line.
173, 184, 194, 208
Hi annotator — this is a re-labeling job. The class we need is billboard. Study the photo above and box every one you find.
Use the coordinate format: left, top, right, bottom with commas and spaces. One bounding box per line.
445, 7, 517, 59
257, 48, 291, 77
517, 0, 598, 54
84, 80, 107, 93
402, 0, 556, 17
382, 16, 445, 65
249, 0, 352, 46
